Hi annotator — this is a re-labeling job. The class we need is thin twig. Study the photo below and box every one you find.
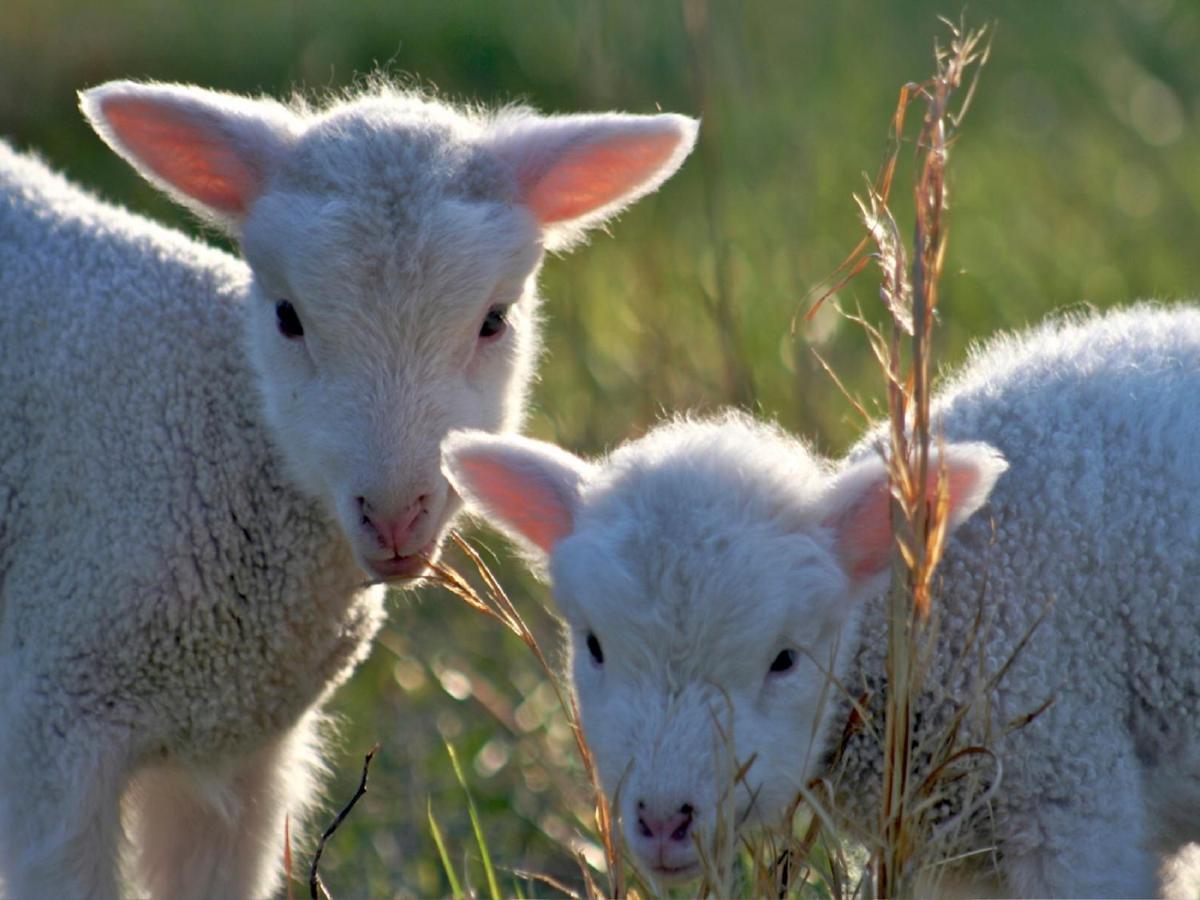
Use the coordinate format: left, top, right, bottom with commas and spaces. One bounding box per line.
309, 744, 380, 900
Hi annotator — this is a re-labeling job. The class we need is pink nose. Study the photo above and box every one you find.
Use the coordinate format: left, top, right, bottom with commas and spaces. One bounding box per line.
636, 802, 694, 845
358, 496, 426, 553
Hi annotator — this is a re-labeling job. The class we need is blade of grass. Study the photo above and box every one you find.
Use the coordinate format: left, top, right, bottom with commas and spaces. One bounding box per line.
427, 799, 466, 900
445, 741, 501, 900
283, 814, 294, 900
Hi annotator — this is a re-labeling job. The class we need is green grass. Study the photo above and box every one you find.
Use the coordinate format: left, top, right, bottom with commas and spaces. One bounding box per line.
5, 2, 1200, 896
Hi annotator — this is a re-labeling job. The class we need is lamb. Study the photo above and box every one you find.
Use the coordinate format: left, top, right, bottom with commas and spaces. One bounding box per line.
0, 80, 696, 900
443, 305, 1200, 898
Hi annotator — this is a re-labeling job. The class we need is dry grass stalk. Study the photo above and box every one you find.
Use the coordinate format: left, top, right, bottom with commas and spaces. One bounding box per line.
426, 535, 625, 899
804, 19, 993, 898
877, 23, 989, 899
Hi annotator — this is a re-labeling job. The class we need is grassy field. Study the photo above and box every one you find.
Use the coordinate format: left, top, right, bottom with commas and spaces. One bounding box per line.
5, 1, 1200, 896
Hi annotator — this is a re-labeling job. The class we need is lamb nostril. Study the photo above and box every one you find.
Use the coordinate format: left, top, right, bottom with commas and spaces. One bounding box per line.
669, 804, 694, 842
637, 816, 653, 839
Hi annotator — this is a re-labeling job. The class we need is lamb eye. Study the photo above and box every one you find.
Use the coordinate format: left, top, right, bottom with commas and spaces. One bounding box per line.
479, 305, 508, 339
769, 649, 797, 674
586, 632, 604, 665
276, 300, 304, 339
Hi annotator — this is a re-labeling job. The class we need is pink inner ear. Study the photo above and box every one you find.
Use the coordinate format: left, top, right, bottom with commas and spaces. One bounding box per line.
524, 131, 680, 225
834, 480, 894, 580
102, 97, 259, 215
834, 459, 986, 581
942, 463, 981, 525
457, 455, 574, 554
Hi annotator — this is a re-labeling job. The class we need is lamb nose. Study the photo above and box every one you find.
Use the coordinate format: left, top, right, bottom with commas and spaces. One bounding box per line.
636, 802, 695, 843
357, 495, 427, 551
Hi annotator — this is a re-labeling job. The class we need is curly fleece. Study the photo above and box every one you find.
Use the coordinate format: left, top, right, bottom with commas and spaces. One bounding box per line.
835, 305, 1200, 897
0, 142, 383, 900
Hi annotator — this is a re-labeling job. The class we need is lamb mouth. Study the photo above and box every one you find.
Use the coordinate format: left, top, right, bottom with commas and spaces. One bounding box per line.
648, 860, 701, 881
364, 542, 436, 581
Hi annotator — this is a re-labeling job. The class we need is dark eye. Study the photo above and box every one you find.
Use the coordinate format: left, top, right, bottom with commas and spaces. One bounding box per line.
769, 649, 797, 674
586, 632, 604, 666
479, 305, 508, 339
276, 300, 304, 339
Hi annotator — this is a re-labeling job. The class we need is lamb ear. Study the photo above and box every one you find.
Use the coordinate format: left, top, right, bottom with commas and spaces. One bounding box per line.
80, 81, 298, 232
441, 431, 595, 555
822, 443, 1008, 585
490, 111, 698, 251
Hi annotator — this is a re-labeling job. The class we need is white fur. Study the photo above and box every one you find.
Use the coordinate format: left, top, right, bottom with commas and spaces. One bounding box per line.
0, 80, 696, 900
444, 305, 1200, 897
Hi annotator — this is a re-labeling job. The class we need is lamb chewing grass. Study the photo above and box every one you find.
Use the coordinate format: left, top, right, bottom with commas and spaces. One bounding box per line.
0, 81, 696, 899
443, 305, 1200, 898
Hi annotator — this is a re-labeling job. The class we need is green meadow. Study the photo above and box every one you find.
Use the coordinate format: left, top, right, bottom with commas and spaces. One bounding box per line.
4, 1, 1199, 895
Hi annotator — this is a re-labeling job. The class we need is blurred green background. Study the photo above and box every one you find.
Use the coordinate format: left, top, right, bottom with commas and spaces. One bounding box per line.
4, 1, 1199, 896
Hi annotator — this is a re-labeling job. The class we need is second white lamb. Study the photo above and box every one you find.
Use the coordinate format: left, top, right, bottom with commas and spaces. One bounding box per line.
444, 305, 1200, 898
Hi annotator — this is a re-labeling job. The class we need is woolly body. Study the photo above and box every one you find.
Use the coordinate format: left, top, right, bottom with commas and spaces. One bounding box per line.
0, 82, 696, 900
444, 305, 1200, 897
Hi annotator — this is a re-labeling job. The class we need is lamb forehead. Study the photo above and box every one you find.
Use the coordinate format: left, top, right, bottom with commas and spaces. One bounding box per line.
558, 417, 833, 668
246, 187, 537, 312
557, 527, 805, 686
245, 93, 541, 329
583, 415, 830, 545
275, 93, 512, 206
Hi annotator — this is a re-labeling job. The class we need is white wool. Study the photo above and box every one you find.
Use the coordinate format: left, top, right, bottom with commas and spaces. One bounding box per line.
444, 305, 1200, 897
0, 80, 695, 900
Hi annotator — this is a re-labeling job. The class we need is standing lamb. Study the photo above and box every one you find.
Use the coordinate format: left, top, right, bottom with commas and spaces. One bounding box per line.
0, 81, 696, 899
443, 305, 1200, 898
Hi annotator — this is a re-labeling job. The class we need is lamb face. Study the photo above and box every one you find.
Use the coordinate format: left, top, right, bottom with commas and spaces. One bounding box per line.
82, 82, 698, 582
239, 175, 544, 580
443, 416, 1006, 880
551, 513, 851, 879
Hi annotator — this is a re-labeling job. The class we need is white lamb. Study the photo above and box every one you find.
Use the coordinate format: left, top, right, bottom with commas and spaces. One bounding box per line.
0, 80, 696, 899
443, 305, 1200, 898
